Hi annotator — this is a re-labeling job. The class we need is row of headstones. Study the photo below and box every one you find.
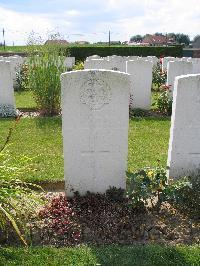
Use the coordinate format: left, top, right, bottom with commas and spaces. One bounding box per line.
85, 55, 158, 110
1, 56, 199, 194
60, 69, 200, 195
0, 56, 76, 117
85, 55, 200, 108
163, 57, 200, 92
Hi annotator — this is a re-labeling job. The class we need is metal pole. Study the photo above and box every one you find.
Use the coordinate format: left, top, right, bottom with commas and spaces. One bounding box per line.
3, 28, 5, 50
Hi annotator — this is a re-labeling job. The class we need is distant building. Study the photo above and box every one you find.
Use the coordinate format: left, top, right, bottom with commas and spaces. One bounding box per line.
45, 40, 69, 45
75, 41, 90, 45
95, 41, 121, 45
193, 36, 200, 48
142, 34, 175, 46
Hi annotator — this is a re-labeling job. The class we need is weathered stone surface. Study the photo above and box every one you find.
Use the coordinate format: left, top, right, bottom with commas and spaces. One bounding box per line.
61, 70, 130, 195
64, 57, 75, 69
167, 61, 193, 91
84, 59, 111, 70
188, 58, 200, 74
162, 57, 176, 71
109, 56, 126, 72
168, 74, 200, 178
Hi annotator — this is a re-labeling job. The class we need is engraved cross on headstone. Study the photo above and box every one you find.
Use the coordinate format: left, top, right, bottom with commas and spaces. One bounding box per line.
81, 98, 111, 175
81, 130, 110, 179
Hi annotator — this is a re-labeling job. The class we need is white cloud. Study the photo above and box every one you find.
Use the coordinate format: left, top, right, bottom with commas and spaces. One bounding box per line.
0, 0, 199, 44
0, 6, 56, 45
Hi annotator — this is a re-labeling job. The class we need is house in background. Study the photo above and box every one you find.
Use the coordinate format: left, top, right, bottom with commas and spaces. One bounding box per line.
142, 34, 176, 46
74, 41, 90, 45
193, 36, 200, 48
45, 40, 69, 45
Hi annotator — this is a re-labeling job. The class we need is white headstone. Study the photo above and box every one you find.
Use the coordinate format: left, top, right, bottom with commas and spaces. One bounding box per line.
188, 58, 200, 74
167, 61, 193, 91
84, 59, 111, 70
6, 56, 24, 87
162, 57, 176, 71
126, 60, 153, 110
109, 56, 126, 72
147, 56, 159, 67
87, 55, 101, 60
0, 61, 16, 117
64, 57, 75, 69
168, 74, 200, 178
127, 56, 139, 60
61, 69, 130, 195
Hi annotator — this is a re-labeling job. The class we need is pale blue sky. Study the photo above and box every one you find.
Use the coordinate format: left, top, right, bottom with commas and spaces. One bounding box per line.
0, 0, 199, 45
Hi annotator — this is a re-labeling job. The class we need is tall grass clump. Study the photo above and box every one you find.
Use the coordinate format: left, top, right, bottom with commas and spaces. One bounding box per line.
0, 150, 44, 246
27, 44, 68, 116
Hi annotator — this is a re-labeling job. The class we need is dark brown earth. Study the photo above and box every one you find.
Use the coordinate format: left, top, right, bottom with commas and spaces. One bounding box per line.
29, 192, 199, 247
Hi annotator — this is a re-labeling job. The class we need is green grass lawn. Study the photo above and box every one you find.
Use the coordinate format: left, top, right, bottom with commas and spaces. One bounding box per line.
15, 91, 37, 109
0, 45, 27, 53
0, 245, 199, 266
0, 90, 170, 183
0, 116, 170, 183
14, 91, 160, 110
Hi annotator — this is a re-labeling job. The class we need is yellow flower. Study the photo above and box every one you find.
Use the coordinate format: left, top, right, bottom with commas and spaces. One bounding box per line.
147, 170, 154, 178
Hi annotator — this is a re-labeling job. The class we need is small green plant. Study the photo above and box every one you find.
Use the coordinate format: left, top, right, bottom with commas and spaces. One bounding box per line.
162, 176, 200, 217
73, 61, 84, 70
155, 85, 172, 115
152, 63, 167, 91
126, 166, 168, 208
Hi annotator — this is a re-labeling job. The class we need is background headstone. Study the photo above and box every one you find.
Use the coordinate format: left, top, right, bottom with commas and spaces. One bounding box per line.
64, 57, 75, 69
126, 60, 153, 110
162, 57, 176, 71
167, 61, 193, 91
84, 59, 111, 70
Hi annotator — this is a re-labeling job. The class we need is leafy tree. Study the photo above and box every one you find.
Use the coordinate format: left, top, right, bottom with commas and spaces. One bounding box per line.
167, 33, 176, 39
154, 32, 164, 36
175, 33, 190, 45
193, 35, 200, 42
130, 35, 143, 42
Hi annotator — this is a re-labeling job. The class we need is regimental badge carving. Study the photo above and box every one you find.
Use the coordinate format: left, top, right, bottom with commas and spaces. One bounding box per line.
80, 71, 112, 110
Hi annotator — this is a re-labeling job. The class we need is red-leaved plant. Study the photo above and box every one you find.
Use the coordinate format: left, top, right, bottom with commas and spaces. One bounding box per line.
38, 194, 81, 246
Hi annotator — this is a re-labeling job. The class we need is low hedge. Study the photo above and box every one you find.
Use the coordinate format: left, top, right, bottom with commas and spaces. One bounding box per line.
0, 45, 183, 61
64, 45, 183, 61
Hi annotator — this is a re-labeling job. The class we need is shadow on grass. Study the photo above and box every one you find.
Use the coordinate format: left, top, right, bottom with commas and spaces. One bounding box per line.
35, 116, 62, 129
92, 244, 199, 266
130, 116, 171, 122
0, 245, 199, 266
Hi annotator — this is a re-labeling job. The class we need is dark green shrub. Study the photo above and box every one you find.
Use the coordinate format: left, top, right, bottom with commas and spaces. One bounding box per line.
62, 45, 183, 61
